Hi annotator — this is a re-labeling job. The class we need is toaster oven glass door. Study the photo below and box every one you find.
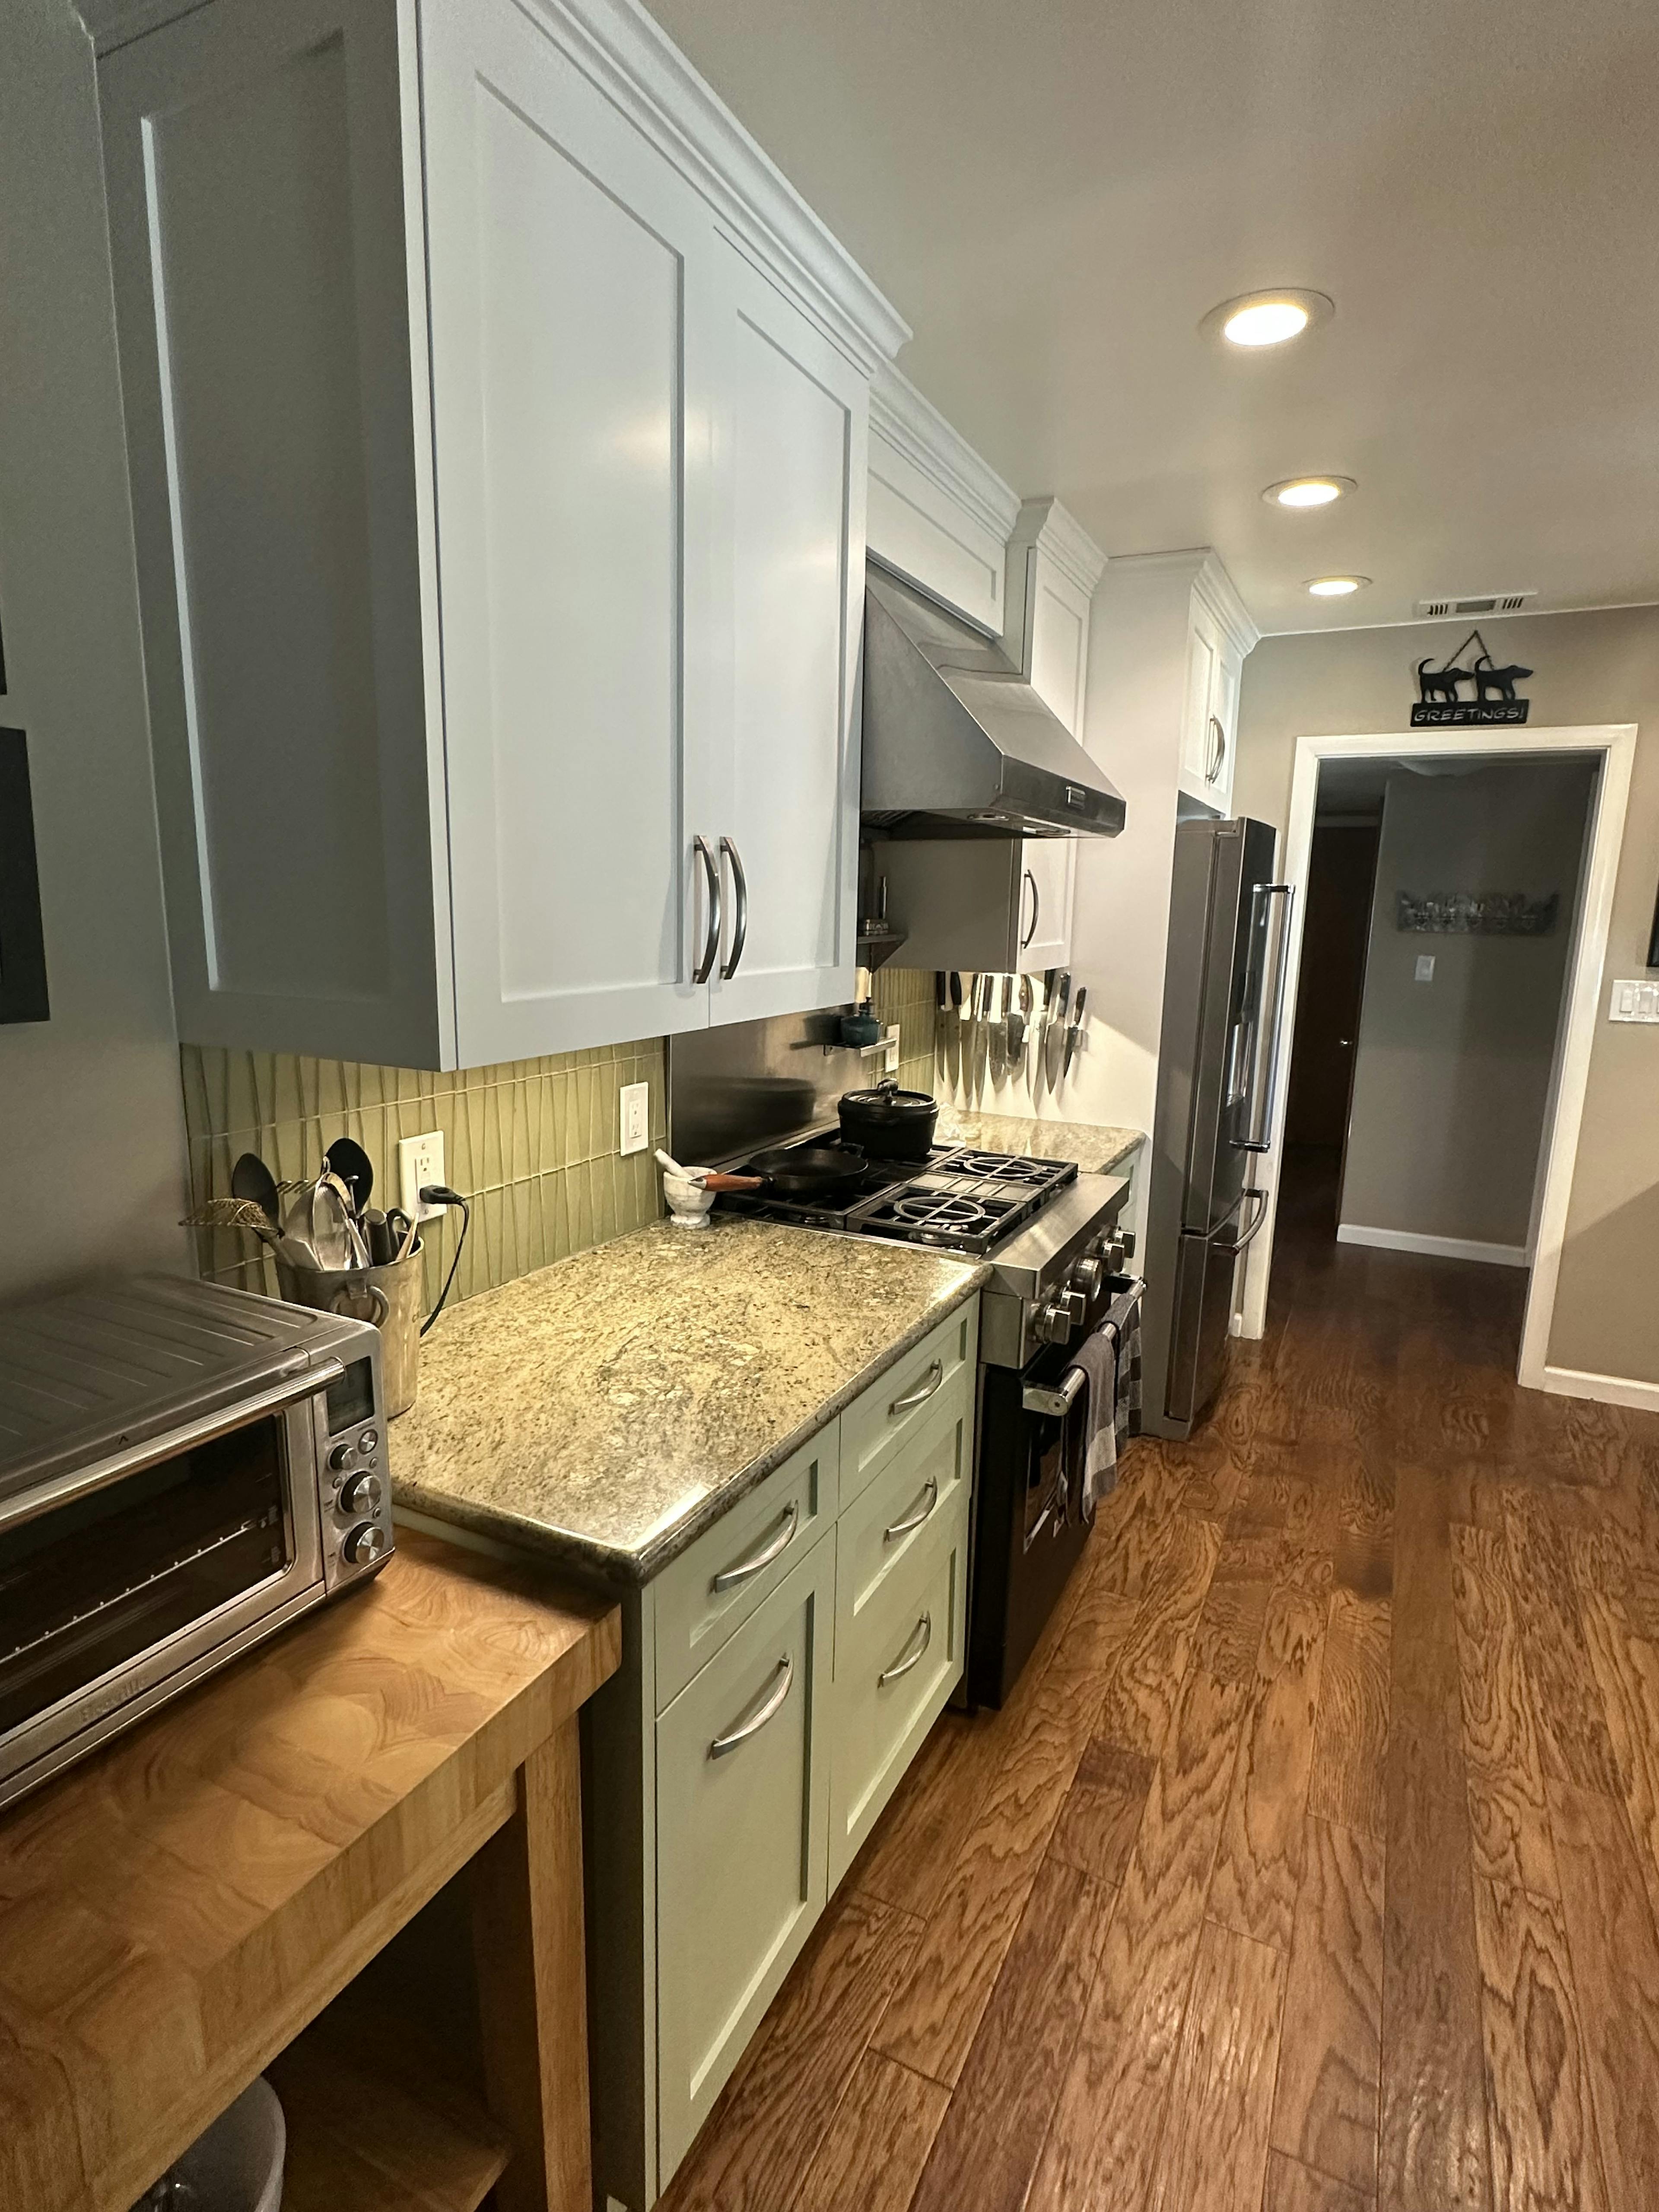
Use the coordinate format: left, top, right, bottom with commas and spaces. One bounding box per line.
0, 1398, 318, 1750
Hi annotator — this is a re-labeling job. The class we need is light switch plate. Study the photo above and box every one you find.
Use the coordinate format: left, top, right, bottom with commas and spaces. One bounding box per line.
1609, 978, 1659, 1023
398, 1130, 446, 1220
620, 1081, 649, 1155
1414, 954, 1436, 983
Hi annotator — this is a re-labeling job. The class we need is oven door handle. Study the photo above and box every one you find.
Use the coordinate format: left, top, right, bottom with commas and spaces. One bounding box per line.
1023, 1368, 1088, 1419
0, 1358, 348, 1537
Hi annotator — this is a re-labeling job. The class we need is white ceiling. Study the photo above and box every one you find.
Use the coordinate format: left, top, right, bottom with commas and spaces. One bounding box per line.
645, 0, 1659, 635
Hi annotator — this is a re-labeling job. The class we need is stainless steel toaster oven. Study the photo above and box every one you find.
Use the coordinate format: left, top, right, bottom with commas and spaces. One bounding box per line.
0, 1274, 395, 1812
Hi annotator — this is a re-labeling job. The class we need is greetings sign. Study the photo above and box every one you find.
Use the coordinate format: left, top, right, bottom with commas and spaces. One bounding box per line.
1411, 628, 1532, 726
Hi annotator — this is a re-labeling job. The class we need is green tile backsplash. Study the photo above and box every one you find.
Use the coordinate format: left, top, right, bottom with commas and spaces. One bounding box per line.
869, 966, 938, 1096
181, 1039, 667, 1312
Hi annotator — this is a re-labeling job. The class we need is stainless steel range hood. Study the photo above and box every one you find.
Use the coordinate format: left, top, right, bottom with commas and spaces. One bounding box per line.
860, 565, 1125, 837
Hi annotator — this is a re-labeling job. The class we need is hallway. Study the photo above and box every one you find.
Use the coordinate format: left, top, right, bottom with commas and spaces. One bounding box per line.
660, 1155, 1659, 2212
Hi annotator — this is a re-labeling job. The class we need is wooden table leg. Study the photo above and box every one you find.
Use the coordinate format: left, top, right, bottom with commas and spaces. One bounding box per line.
472, 1717, 592, 2212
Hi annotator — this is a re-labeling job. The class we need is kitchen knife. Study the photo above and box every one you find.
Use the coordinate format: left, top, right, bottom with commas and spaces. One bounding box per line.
1045, 970, 1071, 1085
990, 973, 1008, 1081
1064, 985, 1087, 1079
1005, 973, 1027, 1062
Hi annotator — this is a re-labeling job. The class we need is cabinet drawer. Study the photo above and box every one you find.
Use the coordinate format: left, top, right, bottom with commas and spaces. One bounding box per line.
840, 1297, 977, 1511
828, 1498, 967, 1889
655, 1536, 834, 2177
653, 1423, 838, 1712
837, 1387, 970, 1625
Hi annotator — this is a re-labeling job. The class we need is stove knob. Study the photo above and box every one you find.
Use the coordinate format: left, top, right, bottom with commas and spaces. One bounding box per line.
1059, 1288, 1087, 1327
1033, 1299, 1074, 1345
340, 1471, 383, 1516
343, 1521, 387, 1568
1073, 1257, 1104, 1296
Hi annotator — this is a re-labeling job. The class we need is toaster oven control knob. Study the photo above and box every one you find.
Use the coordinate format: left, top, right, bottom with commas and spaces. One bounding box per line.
328, 1441, 358, 1473
339, 1471, 383, 1516
343, 1520, 387, 1568
359, 1428, 379, 1457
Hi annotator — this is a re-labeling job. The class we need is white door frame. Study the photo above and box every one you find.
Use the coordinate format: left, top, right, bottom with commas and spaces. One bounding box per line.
1237, 723, 1637, 1395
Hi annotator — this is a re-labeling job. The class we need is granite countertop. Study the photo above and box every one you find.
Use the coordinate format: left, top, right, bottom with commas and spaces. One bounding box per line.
390, 1217, 987, 1586
935, 1107, 1144, 1176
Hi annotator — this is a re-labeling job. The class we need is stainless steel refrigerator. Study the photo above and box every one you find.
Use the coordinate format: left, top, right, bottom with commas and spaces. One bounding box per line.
1141, 817, 1293, 1438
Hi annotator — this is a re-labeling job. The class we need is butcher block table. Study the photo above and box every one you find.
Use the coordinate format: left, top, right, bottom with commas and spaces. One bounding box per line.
0, 1529, 620, 2212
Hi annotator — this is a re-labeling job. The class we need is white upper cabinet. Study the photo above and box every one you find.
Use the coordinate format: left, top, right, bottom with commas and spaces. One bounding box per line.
865, 363, 1020, 638
710, 251, 868, 1027
1177, 559, 1257, 816
88, 0, 906, 1068
1001, 499, 1106, 973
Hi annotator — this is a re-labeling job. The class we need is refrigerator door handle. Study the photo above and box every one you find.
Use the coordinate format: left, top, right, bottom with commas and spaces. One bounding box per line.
1236, 882, 1295, 1154
1212, 1186, 1270, 1256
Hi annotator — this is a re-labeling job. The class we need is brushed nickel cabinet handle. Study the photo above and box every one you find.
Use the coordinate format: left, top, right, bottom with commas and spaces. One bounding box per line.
1207, 713, 1227, 782
889, 1359, 944, 1417
719, 835, 749, 979
878, 1612, 932, 1686
692, 835, 722, 985
883, 1478, 939, 1544
709, 1502, 798, 1592
709, 1654, 793, 1757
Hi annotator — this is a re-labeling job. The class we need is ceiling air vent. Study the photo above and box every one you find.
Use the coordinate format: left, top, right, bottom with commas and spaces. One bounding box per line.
1416, 589, 1537, 619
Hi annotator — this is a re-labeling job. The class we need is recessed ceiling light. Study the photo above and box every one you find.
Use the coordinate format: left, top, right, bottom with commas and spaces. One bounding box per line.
1263, 475, 1355, 509
1201, 288, 1335, 348
1306, 575, 1370, 597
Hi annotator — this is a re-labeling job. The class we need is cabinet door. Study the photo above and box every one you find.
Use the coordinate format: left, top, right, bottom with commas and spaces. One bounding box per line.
655, 1535, 834, 2177
707, 250, 868, 1026
1180, 595, 1222, 794
1014, 541, 1090, 972
1017, 840, 1076, 973
97, 0, 451, 1065
1208, 639, 1242, 812
421, 0, 724, 1064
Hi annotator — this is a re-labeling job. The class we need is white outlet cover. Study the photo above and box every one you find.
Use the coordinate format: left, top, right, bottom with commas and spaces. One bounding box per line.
398, 1130, 445, 1220
620, 1081, 649, 1155
1414, 954, 1436, 983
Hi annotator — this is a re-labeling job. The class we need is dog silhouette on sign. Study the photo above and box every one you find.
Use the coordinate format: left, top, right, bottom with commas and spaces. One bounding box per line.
1473, 654, 1533, 704
1416, 657, 1470, 704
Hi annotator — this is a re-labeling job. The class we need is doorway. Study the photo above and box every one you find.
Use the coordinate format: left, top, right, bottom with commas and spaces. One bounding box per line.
1238, 725, 1637, 1398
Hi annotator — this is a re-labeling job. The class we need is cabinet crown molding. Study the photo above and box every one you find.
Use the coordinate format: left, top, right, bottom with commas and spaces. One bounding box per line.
1106, 546, 1260, 654
1008, 496, 1106, 598
869, 362, 1022, 546
75, 0, 912, 375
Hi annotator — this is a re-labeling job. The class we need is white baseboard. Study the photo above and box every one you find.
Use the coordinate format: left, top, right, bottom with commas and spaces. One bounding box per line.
1335, 1223, 1529, 1268
1536, 1363, 1659, 1414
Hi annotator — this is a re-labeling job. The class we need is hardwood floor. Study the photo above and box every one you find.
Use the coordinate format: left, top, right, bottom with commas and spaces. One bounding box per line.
658, 1150, 1659, 2212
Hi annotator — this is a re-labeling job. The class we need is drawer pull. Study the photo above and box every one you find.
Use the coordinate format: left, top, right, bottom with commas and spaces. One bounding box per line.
883, 1478, 939, 1544
879, 1613, 932, 1687
889, 1360, 944, 1417
709, 1655, 794, 1758
710, 1503, 798, 1592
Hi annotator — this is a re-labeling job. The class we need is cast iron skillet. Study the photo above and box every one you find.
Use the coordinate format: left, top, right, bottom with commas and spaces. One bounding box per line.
744, 1143, 870, 1199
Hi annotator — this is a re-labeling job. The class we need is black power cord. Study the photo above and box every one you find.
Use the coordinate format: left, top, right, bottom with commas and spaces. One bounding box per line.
417, 1184, 470, 1335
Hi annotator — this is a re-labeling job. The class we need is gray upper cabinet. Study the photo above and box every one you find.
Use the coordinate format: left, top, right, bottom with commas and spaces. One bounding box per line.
89, 0, 904, 1068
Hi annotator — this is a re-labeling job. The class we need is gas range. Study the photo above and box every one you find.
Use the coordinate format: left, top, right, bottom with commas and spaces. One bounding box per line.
715, 1135, 1131, 1369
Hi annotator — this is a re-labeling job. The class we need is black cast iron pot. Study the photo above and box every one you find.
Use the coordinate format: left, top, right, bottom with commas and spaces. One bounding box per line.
837, 1079, 938, 1163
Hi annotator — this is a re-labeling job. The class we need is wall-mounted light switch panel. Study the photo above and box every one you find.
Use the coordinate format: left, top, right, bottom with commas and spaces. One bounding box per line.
620, 1081, 650, 1155
1609, 978, 1659, 1023
1414, 954, 1436, 983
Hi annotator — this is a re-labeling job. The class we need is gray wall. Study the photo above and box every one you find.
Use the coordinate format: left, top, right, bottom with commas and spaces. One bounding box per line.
1234, 605, 1659, 1385
1339, 760, 1594, 1251
0, 0, 190, 1298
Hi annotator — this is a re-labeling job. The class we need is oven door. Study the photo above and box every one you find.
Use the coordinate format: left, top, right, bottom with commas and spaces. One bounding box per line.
0, 1365, 336, 1802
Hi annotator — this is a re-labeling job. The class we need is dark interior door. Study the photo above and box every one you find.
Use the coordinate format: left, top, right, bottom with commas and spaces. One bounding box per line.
1284, 823, 1380, 1148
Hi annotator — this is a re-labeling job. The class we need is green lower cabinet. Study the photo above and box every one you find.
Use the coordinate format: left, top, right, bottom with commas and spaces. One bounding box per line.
654, 1531, 836, 2178
826, 1492, 969, 1891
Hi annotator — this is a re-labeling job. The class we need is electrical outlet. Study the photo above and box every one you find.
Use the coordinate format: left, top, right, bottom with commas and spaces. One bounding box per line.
1414, 954, 1436, 983
620, 1081, 650, 1156
398, 1130, 445, 1220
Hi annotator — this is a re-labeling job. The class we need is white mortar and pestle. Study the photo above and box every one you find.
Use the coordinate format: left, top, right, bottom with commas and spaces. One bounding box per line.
655, 1150, 763, 1228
